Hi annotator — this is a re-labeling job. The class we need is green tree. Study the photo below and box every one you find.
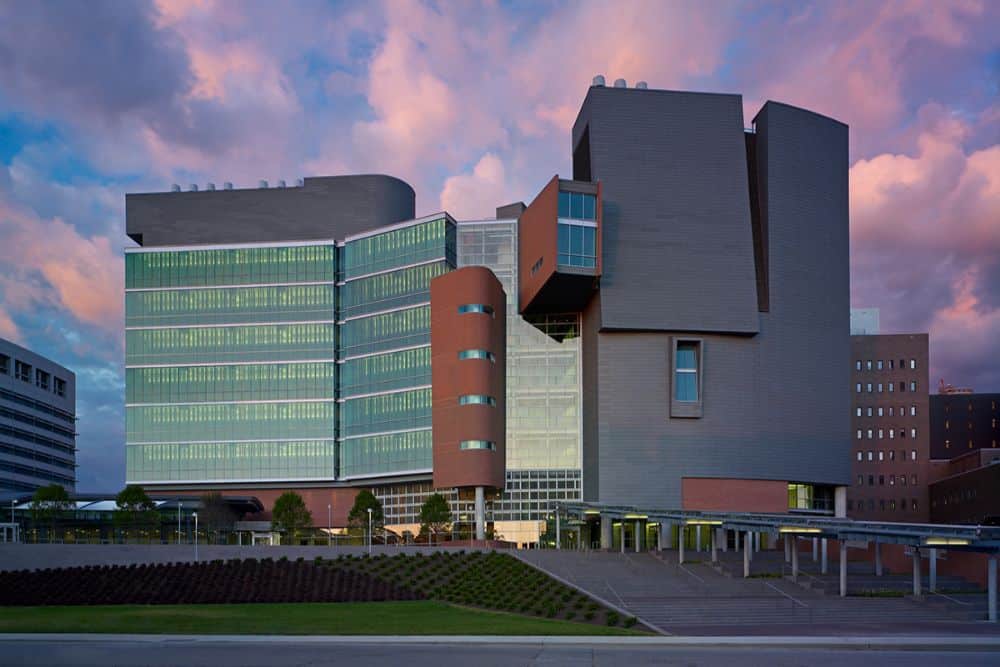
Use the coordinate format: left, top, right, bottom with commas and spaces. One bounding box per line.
271, 491, 312, 541
419, 493, 452, 543
114, 485, 158, 541
199, 492, 236, 544
30, 484, 71, 540
348, 489, 384, 531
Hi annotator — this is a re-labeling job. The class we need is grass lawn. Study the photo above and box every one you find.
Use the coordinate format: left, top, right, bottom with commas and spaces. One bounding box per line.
0, 601, 643, 636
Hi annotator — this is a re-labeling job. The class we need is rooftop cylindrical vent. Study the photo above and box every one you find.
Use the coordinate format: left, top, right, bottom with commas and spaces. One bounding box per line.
206, 182, 216, 191
258, 180, 268, 189
188, 184, 198, 192
635, 81, 648, 89
592, 74, 605, 87
613, 78, 627, 88
277, 179, 286, 188
296, 178, 305, 187
171, 184, 181, 192
223, 182, 233, 190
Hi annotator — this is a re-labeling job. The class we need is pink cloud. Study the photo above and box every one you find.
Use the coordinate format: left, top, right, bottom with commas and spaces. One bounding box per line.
0, 307, 21, 343
0, 198, 123, 348
439, 153, 508, 220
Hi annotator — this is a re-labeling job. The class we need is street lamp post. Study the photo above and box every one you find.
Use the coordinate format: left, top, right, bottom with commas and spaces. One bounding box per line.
327, 504, 332, 547
367, 507, 373, 555
193, 512, 198, 562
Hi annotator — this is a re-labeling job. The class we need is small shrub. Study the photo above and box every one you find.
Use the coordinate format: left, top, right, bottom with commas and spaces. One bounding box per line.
565, 611, 576, 621
584, 611, 595, 621
606, 611, 620, 626
624, 617, 638, 628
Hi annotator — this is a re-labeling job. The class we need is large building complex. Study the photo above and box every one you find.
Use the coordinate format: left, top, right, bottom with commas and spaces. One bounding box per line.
124, 81, 852, 542
0, 338, 76, 493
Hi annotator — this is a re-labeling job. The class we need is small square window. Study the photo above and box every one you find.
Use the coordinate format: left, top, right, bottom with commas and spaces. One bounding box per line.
856, 383, 862, 393
910, 405, 916, 416
878, 450, 884, 460
0, 354, 9, 375
855, 407, 862, 417
856, 451, 863, 461
866, 360, 872, 370
14, 360, 32, 382
910, 359, 916, 370
877, 360, 883, 370
855, 360, 862, 371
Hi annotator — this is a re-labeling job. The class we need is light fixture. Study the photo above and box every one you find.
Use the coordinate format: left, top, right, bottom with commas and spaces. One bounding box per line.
685, 519, 723, 526
923, 537, 970, 546
778, 527, 822, 534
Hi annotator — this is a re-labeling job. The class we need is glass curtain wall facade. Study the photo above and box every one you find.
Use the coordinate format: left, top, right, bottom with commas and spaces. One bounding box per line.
125, 245, 339, 483
336, 217, 455, 479
126, 217, 456, 486
457, 220, 582, 541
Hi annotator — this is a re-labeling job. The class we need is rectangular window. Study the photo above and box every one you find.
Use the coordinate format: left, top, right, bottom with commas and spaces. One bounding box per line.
867, 429, 873, 440
867, 406, 873, 417
878, 407, 884, 417
856, 383, 862, 393
670, 338, 703, 418
878, 450, 884, 461
866, 383, 873, 393
855, 407, 862, 417
878, 429, 884, 440
557, 222, 597, 268
877, 360, 883, 370
911, 450, 917, 461
54, 377, 66, 398
889, 429, 895, 440
866, 360, 872, 370
35, 369, 50, 391
14, 360, 31, 383
867, 450, 873, 461
856, 451, 862, 461
889, 450, 895, 461
910, 381, 917, 392
910, 359, 916, 370
0, 354, 8, 375
911, 428, 917, 439
557, 191, 597, 221
889, 359, 894, 369
855, 360, 861, 371
910, 405, 916, 416
888, 382, 894, 393
856, 429, 863, 440
877, 383, 883, 393
889, 406, 895, 416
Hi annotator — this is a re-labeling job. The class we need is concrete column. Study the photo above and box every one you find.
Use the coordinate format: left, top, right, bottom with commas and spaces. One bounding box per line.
553, 502, 560, 550
912, 550, 922, 598
735, 530, 741, 552
679, 526, 686, 564
784, 537, 791, 563
989, 557, 997, 623
665, 523, 674, 549
875, 541, 883, 576
696, 526, 702, 552
821, 538, 828, 575
929, 548, 937, 593
634, 520, 642, 553
743, 531, 751, 578
600, 516, 612, 551
720, 527, 727, 552
755, 532, 761, 552
748, 533, 753, 562
835, 486, 848, 518
620, 522, 626, 554
812, 537, 818, 562
791, 536, 799, 582
839, 542, 848, 597
656, 524, 666, 551
710, 527, 718, 564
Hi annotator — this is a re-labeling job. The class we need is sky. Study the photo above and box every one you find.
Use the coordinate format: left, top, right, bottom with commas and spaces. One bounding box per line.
0, 0, 997, 492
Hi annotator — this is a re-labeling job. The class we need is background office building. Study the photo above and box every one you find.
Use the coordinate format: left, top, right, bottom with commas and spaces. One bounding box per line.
124, 80, 855, 542
0, 338, 76, 493
847, 329, 930, 522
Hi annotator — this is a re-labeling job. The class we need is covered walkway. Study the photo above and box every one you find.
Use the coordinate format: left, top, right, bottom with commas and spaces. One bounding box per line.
554, 502, 1000, 623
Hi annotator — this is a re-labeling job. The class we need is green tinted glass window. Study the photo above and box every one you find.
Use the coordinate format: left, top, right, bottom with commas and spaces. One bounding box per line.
340, 388, 431, 438
126, 362, 336, 404
339, 261, 448, 319
126, 439, 336, 482
339, 429, 432, 478
126, 285, 335, 327
126, 245, 336, 289
338, 306, 429, 358
339, 348, 430, 398
340, 219, 453, 280
126, 402, 336, 443
126, 323, 336, 365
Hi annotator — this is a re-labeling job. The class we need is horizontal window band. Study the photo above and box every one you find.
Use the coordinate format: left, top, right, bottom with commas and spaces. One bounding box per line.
127, 438, 336, 446
127, 359, 339, 369
458, 304, 494, 316
337, 257, 448, 285
338, 344, 429, 364
338, 468, 433, 481
460, 440, 496, 451
126, 240, 339, 254
338, 302, 430, 324
339, 212, 455, 245
458, 349, 495, 363
338, 426, 431, 442
125, 280, 337, 293
459, 395, 496, 407
126, 320, 336, 331
126, 398, 338, 408
128, 476, 337, 485
337, 385, 432, 403
557, 218, 598, 228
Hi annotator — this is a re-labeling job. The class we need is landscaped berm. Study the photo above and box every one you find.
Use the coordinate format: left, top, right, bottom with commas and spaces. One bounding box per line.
0, 551, 642, 636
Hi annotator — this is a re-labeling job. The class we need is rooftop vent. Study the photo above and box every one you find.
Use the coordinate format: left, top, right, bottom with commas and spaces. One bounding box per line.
171, 184, 181, 192
592, 75, 605, 87
188, 184, 198, 192
613, 78, 627, 88
258, 180, 268, 189
206, 182, 216, 191
277, 180, 286, 188
635, 81, 648, 89
296, 178, 304, 187
223, 182, 233, 190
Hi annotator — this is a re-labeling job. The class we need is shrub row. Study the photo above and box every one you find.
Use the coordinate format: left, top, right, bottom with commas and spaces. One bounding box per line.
0, 558, 423, 606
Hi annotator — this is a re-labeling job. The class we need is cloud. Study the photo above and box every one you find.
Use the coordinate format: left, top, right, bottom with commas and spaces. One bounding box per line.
439, 153, 510, 220
850, 106, 1000, 389
0, 305, 20, 343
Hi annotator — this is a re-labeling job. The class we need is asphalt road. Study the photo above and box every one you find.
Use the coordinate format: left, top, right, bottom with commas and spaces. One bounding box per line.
3, 639, 999, 667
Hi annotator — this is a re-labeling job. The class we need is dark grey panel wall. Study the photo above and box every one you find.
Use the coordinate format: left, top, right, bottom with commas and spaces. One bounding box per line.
127, 175, 416, 246
573, 89, 851, 507
580, 292, 601, 501
572, 87, 759, 334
